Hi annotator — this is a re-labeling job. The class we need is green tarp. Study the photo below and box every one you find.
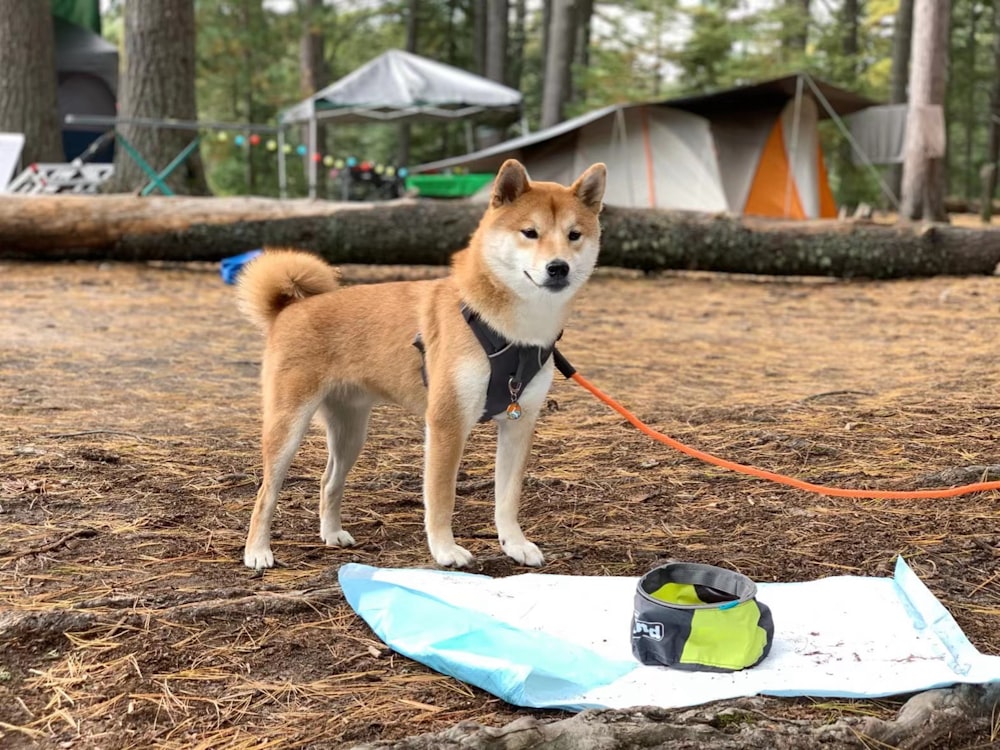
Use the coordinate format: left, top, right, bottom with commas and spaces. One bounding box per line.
51, 0, 101, 34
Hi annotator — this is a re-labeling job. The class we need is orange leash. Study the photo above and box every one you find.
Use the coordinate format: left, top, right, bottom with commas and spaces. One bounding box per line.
568, 369, 1000, 500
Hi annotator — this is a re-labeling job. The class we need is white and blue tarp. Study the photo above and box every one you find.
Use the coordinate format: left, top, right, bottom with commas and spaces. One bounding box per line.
338, 557, 1000, 711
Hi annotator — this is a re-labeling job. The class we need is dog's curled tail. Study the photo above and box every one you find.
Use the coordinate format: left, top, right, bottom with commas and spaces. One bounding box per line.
236, 248, 340, 331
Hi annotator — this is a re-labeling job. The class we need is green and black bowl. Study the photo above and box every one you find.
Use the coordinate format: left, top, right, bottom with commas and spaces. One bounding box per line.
631, 562, 774, 672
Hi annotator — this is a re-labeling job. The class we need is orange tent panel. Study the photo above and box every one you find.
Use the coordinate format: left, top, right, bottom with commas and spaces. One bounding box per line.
743, 118, 805, 219
817, 146, 837, 218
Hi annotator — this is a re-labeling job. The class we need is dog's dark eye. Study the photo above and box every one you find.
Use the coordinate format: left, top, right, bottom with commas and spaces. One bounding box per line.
521, 228, 538, 239
568, 230, 581, 241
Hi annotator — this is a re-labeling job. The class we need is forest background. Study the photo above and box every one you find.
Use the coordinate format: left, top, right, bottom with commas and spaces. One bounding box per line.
13, 0, 1000, 212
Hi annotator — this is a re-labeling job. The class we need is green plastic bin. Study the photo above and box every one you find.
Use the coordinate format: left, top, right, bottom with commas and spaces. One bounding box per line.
405, 173, 494, 198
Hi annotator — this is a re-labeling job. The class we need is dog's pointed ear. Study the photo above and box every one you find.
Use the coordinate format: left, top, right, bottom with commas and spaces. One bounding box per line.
492, 159, 530, 207
573, 163, 607, 213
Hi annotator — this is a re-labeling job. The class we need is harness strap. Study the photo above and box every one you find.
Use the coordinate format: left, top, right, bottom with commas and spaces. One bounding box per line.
411, 306, 558, 423
461, 306, 554, 422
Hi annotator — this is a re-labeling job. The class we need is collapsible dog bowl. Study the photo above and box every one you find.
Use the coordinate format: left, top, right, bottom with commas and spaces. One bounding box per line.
631, 562, 773, 672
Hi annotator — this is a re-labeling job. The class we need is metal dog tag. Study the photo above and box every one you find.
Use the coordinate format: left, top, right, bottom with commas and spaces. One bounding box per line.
507, 378, 523, 420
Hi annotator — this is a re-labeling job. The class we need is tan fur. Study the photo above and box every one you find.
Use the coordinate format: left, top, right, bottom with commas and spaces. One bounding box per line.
236, 248, 340, 331
238, 159, 607, 569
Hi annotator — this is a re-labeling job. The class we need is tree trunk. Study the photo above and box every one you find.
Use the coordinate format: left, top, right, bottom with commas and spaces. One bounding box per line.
782, 0, 810, 54
0, 0, 63, 165
437, 0, 461, 159
472, 0, 488, 75
298, 0, 329, 195
485, 0, 509, 85
981, 0, 1000, 223
345, 684, 1000, 750
398, 0, 419, 166
404, 0, 419, 53
899, 0, 951, 222
541, 0, 552, 93
3, 196, 999, 279
242, 0, 257, 195
477, 0, 510, 149
509, 0, 527, 91
837, 0, 860, 204
887, 0, 915, 204
571, 0, 594, 104
961, 3, 981, 201
540, 0, 577, 129
107, 0, 210, 195
840, 0, 859, 77
298, 0, 327, 97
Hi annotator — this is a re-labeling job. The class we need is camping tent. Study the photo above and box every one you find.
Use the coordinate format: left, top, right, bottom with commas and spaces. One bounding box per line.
414, 103, 730, 213
414, 74, 876, 219
667, 75, 874, 218
278, 49, 524, 198
54, 16, 118, 162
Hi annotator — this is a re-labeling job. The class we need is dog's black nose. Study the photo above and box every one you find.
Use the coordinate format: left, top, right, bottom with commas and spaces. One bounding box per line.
546, 260, 570, 280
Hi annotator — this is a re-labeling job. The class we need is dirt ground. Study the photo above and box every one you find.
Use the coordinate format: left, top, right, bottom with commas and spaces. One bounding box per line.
2, 258, 1000, 749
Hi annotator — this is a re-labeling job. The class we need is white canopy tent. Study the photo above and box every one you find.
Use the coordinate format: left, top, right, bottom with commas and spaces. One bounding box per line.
277, 49, 524, 198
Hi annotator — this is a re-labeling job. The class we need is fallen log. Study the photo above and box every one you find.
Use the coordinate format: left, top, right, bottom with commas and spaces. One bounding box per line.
350, 684, 1000, 750
2, 194, 1000, 278
945, 195, 1000, 215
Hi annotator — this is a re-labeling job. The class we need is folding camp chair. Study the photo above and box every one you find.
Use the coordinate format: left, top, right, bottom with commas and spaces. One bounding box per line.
115, 132, 202, 196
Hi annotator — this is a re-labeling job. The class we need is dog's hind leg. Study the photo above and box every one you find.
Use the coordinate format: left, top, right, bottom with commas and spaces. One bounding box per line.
244, 390, 320, 570
317, 394, 372, 548
494, 412, 545, 567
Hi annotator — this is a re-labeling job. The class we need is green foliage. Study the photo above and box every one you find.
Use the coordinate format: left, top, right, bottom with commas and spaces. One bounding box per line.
670, 0, 747, 91
946, 0, 996, 201
575, 0, 679, 108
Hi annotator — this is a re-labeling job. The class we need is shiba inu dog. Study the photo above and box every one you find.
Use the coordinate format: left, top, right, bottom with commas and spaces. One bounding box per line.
237, 159, 606, 569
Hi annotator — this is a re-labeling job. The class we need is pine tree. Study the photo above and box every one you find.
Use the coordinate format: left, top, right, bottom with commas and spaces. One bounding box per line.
540, 0, 576, 128
900, 0, 951, 221
108, 0, 210, 195
0, 0, 63, 165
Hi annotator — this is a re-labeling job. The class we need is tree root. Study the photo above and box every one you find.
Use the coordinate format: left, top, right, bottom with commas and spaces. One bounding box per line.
913, 464, 1000, 487
350, 685, 1000, 750
0, 585, 343, 646
859, 683, 1000, 749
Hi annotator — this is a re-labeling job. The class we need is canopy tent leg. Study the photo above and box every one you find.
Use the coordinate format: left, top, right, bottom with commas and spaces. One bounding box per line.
308, 115, 318, 199
464, 121, 475, 155
278, 128, 287, 199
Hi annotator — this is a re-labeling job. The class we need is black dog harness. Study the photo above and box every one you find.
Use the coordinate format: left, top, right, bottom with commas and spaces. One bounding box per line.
413, 306, 556, 423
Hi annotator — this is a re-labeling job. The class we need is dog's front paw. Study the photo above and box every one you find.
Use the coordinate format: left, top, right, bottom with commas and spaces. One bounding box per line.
244, 545, 275, 570
431, 543, 474, 568
321, 528, 355, 547
501, 539, 545, 567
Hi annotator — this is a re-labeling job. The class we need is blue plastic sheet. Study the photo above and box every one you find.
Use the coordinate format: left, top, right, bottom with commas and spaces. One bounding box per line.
339, 565, 634, 709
